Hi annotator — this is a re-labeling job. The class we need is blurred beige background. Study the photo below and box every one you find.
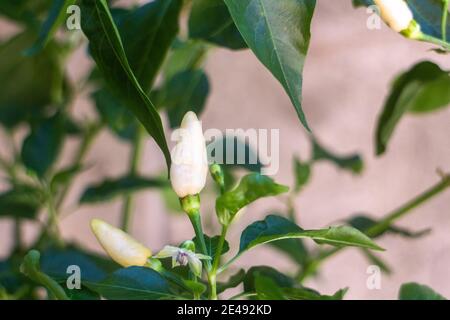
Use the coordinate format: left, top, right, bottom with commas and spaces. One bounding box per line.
1, 1, 450, 299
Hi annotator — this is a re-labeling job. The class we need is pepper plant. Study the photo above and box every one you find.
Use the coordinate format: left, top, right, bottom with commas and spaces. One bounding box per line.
0, 0, 450, 300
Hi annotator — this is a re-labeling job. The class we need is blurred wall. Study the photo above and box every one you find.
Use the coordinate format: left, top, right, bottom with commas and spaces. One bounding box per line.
1, 0, 450, 299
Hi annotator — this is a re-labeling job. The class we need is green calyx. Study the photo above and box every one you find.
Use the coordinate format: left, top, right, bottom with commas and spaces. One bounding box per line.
180, 194, 201, 216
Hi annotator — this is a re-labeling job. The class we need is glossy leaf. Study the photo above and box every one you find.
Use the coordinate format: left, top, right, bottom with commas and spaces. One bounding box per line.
376, 61, 450, 155
0, 31, 67, 128
79, 0, 171, 170
224, 0, 316, 130
84, 266, 173, 300
0, 185, 44, 219
312, 139, 363, 174
80, 176, 167, 204
237, 215, 383, 259
215, 173, 289, 224
117, 0, 183, 91
26, 0, 76, 55
21, 113, 65, 177
399, 282, 446, 300
189, 0, 247, 50
20, 250, 69, 300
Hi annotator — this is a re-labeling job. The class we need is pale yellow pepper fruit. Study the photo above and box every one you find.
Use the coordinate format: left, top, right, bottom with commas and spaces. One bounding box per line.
90, 219, 152, 267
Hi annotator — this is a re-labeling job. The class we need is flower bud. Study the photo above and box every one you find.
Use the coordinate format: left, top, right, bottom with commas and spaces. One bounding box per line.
90, 219, 151, 267
170, 111, 208, 198
374, 0, 414, 32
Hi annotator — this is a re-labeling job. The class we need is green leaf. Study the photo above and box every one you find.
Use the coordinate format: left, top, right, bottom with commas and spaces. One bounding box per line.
79, 0, 171, 170
117, 0, 183, 91
348, 215, 431, 239
362, 249, 392, 275
217, 269, 246, 294
269, 237, 310, 266
20, 250, 69, 300
189, 0, 247, 50
207, 135, 263, 173
40, 246, 119, 283
93, 88, 139, 141
0, 185, 44, 219
282, 287, 348, 300
244, 266, 294, 293
399, 282, 446, 300
312, 139, 363, 174
25, 0, 77, 55
162, 39, 208, 81
183, 280, 207, 296
80, 176, 167, 204
84, 266, 173, 300
21, 113, 65, 177
254, 274, 286, 300
50, 165, 83, 194
293, 157, 311, 192
224, 0, 316, 130
0, 31, 67, 129
237, 215, 383, 260
159, 69, 210, 128
0, 0, 52, 25
192, 235, 230, 260
215, 173, 289, 224
376, 61, 450, 155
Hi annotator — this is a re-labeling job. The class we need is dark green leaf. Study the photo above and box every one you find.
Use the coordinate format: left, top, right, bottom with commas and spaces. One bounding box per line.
207, 135, 263, 173
117, 0, 183, 91
282, 286, 348, 300
25, 0, 77, 55
348, 215, 431, 239
224, 0, 316, 130
192, 235, 229, 260
215, 173, 289, 224
93, 88, 138, 141
0, 31, 67, 128
237, 215, 383, 260
40, 246, 119, 282
217, 269, 246, 294
80, 176, 167, 204
254, 274, 286, 300
293, 157, 311, 192
159, 69, 210, 128
189, 0, 247, 50
269, 237, 310, 266
244, 266, 294, 293
79, 0, 171, 170
312, 139, 363, 174
50, 165, 83, 193
0, 185, 44, 219
20, 250, 69, 300
399, 282, 446, 300
0, 0, 51, 25
162, 39, 208, 81
21, 113, 65, 177
84, 266, 173, 300
376, 61, 450, 155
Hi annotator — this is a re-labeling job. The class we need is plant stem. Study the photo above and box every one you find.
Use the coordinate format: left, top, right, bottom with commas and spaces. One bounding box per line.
187, 211, 216, 299
121, 128, 144, 232
297, 174, 450, 282
418, 32, 450, 51
442, 0, 449, 42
